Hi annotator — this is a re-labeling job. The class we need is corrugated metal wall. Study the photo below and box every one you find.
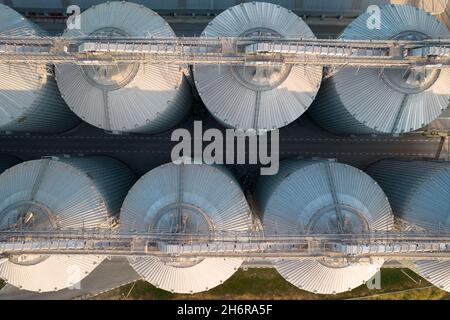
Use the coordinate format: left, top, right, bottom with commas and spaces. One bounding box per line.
55, 1, 191, 133
255, 159, 392, 294
194, 2, 323, 130
255, 159, 393, 234
0, 156, 136, 229
309, 4, 450, 135
120, 162, 252, 293
367, 159, 450, 232
0, 4, 79, 133
120, 162, 252, 233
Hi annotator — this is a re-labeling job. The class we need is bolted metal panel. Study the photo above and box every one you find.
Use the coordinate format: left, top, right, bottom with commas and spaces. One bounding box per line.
194, 1, 323, 131
0, 156, 136, 292
309, 4, 450, 134
120, 162, 252, 294
55, 1, 191, 134
255, 159, 393, 294
0, 4, 79, 133
367, 159, 450, 232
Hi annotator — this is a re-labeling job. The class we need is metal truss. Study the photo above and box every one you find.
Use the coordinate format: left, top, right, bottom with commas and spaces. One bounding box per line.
0, 36, 449, 68
1, 230, 450, 259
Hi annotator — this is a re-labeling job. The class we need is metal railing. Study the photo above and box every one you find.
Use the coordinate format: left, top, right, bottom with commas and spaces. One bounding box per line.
0, 36, 449, 67
1, 230, 450, 259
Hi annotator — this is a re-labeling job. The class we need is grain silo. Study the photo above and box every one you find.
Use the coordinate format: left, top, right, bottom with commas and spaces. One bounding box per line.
194, 2, 323, 131
255, 159, 394, 294
367, 160, 450, 232
120, 161, 253, 294
391, 0, 450, 29
0, 156, 136, 292
441, 1, 450, 30
367, 159, 450, 292
55, 1, 191, 134
309, 4, 450, 135
0, 4, 79, 133
412, 260, 450, 292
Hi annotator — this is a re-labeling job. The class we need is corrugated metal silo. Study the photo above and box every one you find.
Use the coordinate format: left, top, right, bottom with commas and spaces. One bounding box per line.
413, 260, 450, 292
0, 156, 136, 292
367, 159, 450, 292
367, 160, 449, 232
120, 162, 252, 293
0, 4, 79, 133
255, 159, 393, 294
309, 4, 450, 134
55, 1, 191, 134
194, 2, 323, 130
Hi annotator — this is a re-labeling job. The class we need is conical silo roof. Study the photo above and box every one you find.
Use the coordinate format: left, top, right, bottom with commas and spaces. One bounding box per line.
0, 156, 136, 292
0, 4, 79, 133
194, 2, 323, 131
309, 4, 450, 134
255, 159, 394, 294
55, 1, 191, 134
120, 162, 252, 294
390, 0, 449, 16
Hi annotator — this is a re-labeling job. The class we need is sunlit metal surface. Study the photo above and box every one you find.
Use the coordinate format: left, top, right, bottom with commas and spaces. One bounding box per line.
55, 1, 191, 133
0, 156, 135, 292
256, 159, 394, 294
368, 159, 450, 293
256, 159, 394, 233
276, 257, 384, 294
310, 4, 450, 134
367, 159, 450, 232
194, 2, 323, 130
0, 4, 78, 133
120, 162, 252, 293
